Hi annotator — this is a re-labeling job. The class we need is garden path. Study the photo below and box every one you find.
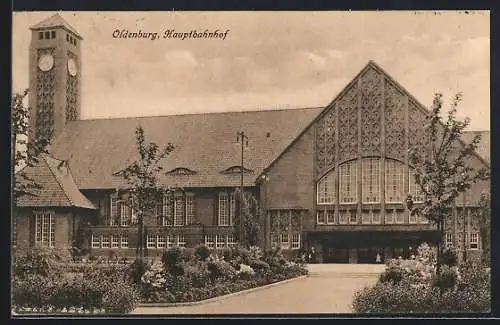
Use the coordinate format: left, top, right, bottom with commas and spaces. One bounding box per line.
131, 264, 384, 315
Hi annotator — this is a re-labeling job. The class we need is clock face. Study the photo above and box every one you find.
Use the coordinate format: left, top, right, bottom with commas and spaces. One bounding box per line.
38, 54, 54, 71
67, 58, 78, 76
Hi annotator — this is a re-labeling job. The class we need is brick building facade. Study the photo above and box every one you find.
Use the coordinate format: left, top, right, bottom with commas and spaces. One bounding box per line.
13, 14, 490, 263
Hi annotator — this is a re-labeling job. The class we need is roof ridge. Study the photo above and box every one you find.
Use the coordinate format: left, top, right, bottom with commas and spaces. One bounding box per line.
43, 155, 75, 207
73, 106, 324, 122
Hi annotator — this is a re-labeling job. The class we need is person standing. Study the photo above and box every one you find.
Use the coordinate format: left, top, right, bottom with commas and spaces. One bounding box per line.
376, 252, 382, 264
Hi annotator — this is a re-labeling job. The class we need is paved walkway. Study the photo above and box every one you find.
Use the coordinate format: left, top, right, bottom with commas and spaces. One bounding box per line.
131, 264, 384, 315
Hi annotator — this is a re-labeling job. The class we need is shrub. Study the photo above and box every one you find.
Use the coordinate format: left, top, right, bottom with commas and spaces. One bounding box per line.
248, 246, 264, 260
162, 247, 184, 276
432, 265, 457, 291
194, 245, 211, 261
248, 258, 270, 274
441, 248, 458, 267
12, 247, 69, 279
102, 281, 139, 314
183, 262, 211, 288
221, 248, 233, 262
207, 260, 236, 283
237, 264, 255, 280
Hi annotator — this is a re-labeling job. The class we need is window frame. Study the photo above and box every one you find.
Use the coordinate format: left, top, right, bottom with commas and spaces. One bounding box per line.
218, 192, 230, 226
362, 158, 381, 204
339, 161, 358, 204
35, 211, 55, 248
469, 232, 479, 250
385, 159, 405, 204
445, 232, 453, 249
317, 170, 335, 205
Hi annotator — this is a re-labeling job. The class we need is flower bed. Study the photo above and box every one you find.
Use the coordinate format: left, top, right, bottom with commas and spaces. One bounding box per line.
11, 246, 308, 313
352, 243, 490, 313
139, 246, 308, 304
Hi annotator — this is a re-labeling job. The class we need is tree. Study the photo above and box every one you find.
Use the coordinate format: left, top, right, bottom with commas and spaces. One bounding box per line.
12, 89, 50, 204
115, 125, 175, 263
406, 93, 489, 276
476, 193, 490, 266
235, 190, 261, 248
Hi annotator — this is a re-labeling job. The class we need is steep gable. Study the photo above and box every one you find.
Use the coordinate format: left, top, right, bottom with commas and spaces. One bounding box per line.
16, 154, 96, 209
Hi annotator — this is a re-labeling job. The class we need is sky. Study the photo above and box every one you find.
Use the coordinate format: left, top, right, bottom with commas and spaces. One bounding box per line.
12, 11, 490, 130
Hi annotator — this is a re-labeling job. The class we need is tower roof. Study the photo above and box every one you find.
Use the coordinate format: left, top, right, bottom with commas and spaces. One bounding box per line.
30, 13, 82, 39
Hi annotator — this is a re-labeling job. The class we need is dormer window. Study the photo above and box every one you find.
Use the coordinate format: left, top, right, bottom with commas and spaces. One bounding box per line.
222, 166, 253, 174
166, 167, 198, 176
51, 31, 56, 39
45, 31, 50, 39
39, 31, 43, 40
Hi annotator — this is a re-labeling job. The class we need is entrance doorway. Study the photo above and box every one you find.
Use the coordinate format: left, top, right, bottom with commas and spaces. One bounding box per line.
324, 247, 349, 263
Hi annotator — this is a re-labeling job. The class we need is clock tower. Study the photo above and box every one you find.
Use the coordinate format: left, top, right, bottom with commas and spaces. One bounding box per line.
28, 13, 82, 143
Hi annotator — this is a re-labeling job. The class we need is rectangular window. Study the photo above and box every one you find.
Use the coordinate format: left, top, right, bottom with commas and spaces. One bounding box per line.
326, 210, 335, 224
291, 233, 300, 249
66, 34, 70, 42
409, 211, 418, 224
131, 208, 138, 225
51, 31, 56, 39
92, 234, 101, 248
227, 234, 237, 247
362, 158, 380, 203
372, 210, 381, 224
162, 195, 173, 226
44, 31, 50, 39
147, 234, 157, 249
280, 233, 290, 249
469, 232, 479, 250
349, 210, 357, 224
216, 234, 226, 249
339, 210, 348, 224
35, 212, 55, 248
340, 161, 358, 203
205, 234, 216, 249
186, 192, 195, 225
395, 210, 404, 224
110, 194, 118, 226
445, 233, 453, 248
385, 209, 395, 224
229, 192, 236, 225
362, 210, 371, 224
39, 31, 44, 40
166, 235, 175, 248
111, 234, 120, 248
409, 170, 424, 203
157, 234, 166, 248
218, 192, 230, 226
101, 235, 110, 248
419, 214, 429, 224
120, 204, 130, 227
120, 235, 128, 248
316, 210, 326, 224
174, 193, 185, 226
385, 160, 405, 203
317, 172, 335, 204
177, 234, 186, 247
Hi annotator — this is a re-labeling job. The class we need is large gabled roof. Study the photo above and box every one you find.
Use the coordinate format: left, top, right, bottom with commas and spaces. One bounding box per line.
30, 13, 82, 39
48, 107, 323, 189
16, 154, 96, 209
259, 61, 490, 178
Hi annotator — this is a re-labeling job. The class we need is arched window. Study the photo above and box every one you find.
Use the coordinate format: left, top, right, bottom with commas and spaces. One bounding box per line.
362, 158, 381, 203
317, 170, 335, 204
409, 167, 424, 203
339, 160, 358, 204
385, 159, 405, 203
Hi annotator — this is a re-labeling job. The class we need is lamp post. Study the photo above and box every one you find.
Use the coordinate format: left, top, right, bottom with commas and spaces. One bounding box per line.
236, 131, 249, 246
462, 187, 467, 263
